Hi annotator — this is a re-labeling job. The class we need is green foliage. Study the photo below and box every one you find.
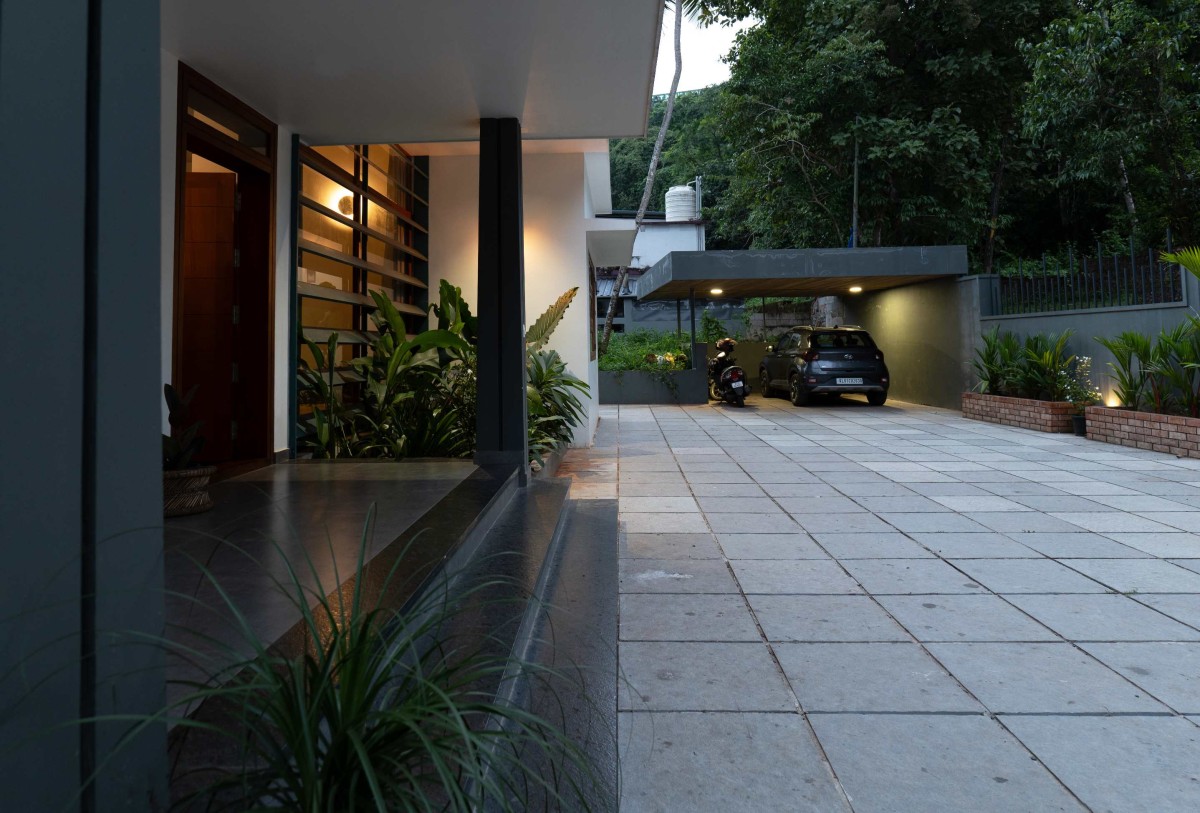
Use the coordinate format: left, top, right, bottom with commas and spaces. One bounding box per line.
972, 328, 1074, 400
112, 522, 599, 809
598, 330, 691, 372
526, 349, 590, 464
1097, 320, 1200, 415
162, 383, 206, 470
637, 0, 1200, 266
1062, 356, 1101, 413
1162, 248, 1200, 280
429, 279, 478, 344
1022, 1, 1200, 245
699, 310, 728, 344
526, 287, 579, 352
1098, 330, 1151, 410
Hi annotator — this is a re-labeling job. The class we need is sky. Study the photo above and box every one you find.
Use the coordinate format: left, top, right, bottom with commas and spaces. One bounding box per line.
652, 9, 756, 94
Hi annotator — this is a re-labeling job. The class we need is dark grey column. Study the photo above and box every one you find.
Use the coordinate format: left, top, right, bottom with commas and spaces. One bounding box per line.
0, 1, 165, 808
475, 118, 528, 480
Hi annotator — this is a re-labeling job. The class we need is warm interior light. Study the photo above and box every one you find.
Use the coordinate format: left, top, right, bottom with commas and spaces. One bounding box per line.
849, 285, 863, 294
710, 288, 723, 295
337, 195, 354, 216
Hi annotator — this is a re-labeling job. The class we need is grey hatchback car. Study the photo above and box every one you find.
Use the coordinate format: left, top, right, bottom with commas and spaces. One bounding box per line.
759, 325, 890, 406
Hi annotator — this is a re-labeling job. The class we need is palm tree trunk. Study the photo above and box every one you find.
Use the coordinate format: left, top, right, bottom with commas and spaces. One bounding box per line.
599, 1, 685, 355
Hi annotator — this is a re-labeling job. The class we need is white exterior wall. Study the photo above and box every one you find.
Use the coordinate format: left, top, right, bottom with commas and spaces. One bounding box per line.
159, 51, 294, 455
428, 152, 599, 447
632, 221, 705, 267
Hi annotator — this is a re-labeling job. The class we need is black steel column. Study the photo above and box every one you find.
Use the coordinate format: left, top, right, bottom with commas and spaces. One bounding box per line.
475, 118, 528, 480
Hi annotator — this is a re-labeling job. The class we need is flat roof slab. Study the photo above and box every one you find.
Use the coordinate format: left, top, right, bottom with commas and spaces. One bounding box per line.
637, 246, 967, 300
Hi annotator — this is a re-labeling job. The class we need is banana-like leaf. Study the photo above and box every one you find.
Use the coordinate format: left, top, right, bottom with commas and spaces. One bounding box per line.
525, 287, 578, 351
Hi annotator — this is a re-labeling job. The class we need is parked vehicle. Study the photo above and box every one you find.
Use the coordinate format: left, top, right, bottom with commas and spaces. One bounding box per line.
708, 337, 750, 407
759, 325, 889, 406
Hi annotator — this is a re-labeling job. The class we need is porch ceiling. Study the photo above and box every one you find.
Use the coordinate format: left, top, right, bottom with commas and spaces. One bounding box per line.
162, 0, 664, 144
636, 247, 969, 300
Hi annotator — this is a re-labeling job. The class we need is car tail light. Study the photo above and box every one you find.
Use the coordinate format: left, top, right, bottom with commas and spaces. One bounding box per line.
875, 351, 884, 362
802, 349, 821, 362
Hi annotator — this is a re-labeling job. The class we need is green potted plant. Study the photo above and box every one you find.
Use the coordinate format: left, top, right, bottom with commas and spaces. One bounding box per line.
1064, 357, 1101, 436
162, 383, 215, 516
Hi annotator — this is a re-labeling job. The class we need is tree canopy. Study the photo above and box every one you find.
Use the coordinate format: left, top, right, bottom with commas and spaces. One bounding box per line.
610, 0, 1200, 269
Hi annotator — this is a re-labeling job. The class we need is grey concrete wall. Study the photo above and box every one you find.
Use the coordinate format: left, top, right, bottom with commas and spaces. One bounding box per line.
979, 271, 1200, 404
843, 278, 974, 410
599, 369, 708, 404
0, 2, 166, 807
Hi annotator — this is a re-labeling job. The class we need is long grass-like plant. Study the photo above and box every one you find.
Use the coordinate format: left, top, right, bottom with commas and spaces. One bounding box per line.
75, 513, 598, 811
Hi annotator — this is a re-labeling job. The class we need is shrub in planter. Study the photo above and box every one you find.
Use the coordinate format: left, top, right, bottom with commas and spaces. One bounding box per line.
972, 327, 1074, 400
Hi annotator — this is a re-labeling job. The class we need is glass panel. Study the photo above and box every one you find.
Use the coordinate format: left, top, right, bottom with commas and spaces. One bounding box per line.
187, 87, 269, 152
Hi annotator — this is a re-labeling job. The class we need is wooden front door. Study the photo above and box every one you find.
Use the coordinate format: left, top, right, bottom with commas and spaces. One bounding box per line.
179, 169, 237, 463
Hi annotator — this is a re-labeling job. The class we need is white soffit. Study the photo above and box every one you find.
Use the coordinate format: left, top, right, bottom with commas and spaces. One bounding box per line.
587, 228, 637, 268
162, 0, 663, 144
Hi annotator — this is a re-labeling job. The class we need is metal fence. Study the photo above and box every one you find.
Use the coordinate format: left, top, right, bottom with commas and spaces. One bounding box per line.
997, 247, 1183, 315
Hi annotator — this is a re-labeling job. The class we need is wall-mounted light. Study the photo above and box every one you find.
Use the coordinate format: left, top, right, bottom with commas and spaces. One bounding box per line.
849, 285, 863, 294
710, 287, 724, 295
337, 195, 355, 216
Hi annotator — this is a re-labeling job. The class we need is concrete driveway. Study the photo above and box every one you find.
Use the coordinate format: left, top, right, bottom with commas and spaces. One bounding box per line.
573, 394, 1200, 812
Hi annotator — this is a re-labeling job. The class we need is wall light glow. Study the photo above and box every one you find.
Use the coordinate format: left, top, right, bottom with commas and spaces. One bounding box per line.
1106, 396, 1121, 407
710, 287, 724, 295
848, 285, 863, 294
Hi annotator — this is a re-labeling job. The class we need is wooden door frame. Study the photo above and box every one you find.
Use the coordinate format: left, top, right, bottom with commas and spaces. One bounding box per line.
172, 63, 278, 466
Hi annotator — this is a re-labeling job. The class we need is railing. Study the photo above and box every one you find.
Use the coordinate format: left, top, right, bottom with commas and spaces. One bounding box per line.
997, 248, 1184, 315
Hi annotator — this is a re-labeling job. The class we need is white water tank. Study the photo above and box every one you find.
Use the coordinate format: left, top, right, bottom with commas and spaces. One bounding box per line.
665, 185, 696, 221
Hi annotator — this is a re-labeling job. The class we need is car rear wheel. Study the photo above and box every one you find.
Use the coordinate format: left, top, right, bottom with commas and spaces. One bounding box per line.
868, 391, 887, 406
789, 375, 809, 406
759, 368, 774, 397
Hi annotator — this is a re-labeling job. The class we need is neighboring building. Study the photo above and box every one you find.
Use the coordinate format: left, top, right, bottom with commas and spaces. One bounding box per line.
1, 1, 661, 807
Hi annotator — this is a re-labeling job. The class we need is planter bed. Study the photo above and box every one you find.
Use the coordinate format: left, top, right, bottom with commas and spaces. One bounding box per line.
961, 391, 1075, 433
1086, 406, 1200, 459
599, 368, 707, 405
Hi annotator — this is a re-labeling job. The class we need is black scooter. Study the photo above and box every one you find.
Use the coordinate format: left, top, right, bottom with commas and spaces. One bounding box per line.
708, 338, 750, 407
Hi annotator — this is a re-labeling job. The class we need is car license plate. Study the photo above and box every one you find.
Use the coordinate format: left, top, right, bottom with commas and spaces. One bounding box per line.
731, 381, 744, 389
836, 377, 863, 385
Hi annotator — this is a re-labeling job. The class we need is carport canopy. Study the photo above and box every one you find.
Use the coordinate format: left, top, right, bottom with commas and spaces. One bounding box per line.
636, 246, 968, 300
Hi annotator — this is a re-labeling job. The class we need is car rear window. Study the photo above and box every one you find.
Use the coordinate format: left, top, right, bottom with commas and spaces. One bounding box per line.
811, 332, 875, 349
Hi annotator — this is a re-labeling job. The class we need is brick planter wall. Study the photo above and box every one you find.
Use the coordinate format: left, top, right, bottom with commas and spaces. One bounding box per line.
1086, 406, 1200, 458
962, 392, 1076, 433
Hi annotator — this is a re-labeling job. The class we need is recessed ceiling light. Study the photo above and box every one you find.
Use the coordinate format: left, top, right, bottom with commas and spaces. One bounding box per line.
849, 285, 863, 294
710, 288, 723, 295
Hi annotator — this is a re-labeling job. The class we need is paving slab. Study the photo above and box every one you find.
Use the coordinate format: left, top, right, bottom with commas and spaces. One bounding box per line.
1001, 715, 1200, 813
850, 495, 951, 513
1006, 593, 1200, 641
617, 642, 795, 711
730, 559, 864, 595
1078, 642, 1200, 713
1136, 511, 1200, 532
967, 511, 1085, 533
776, 642, 981, 712
1050, 511, 1180, 534
878, 594, 1060, 642
839, 559, 984, 595
619, 512, 710, 535
620, 533, 723, 560
926, 642, 1167, 713
617, 712, 849, 813
1008, 531, 1147, 558
704, 512, 800, 534
774, 496, 867, 514
808, 713, 1085, 813
617, 497, 698, 513
809, 532, 934, 559
950, 558, 1108, 594
1062, 558, 1200, 593
619, 559, 739, 594
619, 594, 761, 642
1134, 593, 1200, 629
792, 512, 897, 534
686, 482, 766, 497
876, 512, 992, 533
748, 595, 912, 642
715, 533, 828, 560
1105, 532, 1200, 557
907, 531, 1039, 558
695, 497, 783, 514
